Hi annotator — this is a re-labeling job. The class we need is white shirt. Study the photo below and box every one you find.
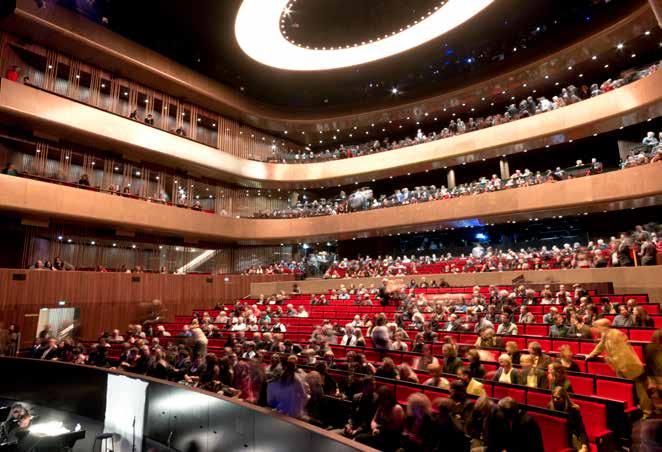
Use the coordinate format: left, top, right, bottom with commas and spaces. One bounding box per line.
340, 334, 357, 346
498, 368, 513, 384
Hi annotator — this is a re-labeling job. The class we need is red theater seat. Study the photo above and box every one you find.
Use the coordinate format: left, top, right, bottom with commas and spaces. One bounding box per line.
572, 399, 612, 444
493, 384, 526, 404
528, 412, 570, 452
596, 379, 635, 409
526, 391, 551, 409
395, 384, 419, 405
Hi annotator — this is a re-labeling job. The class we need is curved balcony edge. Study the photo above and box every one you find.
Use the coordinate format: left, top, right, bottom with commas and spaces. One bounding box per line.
0, 357, 374, 452
2, 0, 654, 134
1, 164, 661, 244
1, 71, 661, 188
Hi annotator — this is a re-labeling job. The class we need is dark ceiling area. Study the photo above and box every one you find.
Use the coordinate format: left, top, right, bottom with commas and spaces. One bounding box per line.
56, 0, 645, 112
283, 0, 442, 49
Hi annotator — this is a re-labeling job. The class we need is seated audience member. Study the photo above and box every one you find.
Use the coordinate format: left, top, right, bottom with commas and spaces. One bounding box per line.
390, 331, 409, 351
398, 363, 419, 384
518, 306, 536, 324
340, 324, 356, 346
399, 393, 436, 451
353, 328, 366, 347
519, 355, 548, 389
355, 386, 405, 452
557, 345, 581, 372
642, 131, 659, 147
612, 304, 633, 327
586, 318, 653, 417
146, 348, 171, 380
474, 327, 497, 348
458, 367, 486, 397
505, 341, 521, 365
548, 386, 589, 451
466, 349, 486, 379
343, 376, 378, 439
632, 306, 655, 327
78, 174, 91, 186
423, 363, 450, 389
35, 337, 58, 360
496, 313, 518, 335
543, 307, 559, 324
414, 344, 439, 371
568, 314, 592, 339
486, 397, 544, 452
121, 345, 151, 374
493, 354, 520, 384
549, 315, 569, 338
1, 163, 18, 176
375, 357, 399, 380
432, 397, 471, 451
546, 362, 574, 393
449, 380, 474, 426
442, 343, 463, 375
528, 341, 552, 370
296, 305, 309, 318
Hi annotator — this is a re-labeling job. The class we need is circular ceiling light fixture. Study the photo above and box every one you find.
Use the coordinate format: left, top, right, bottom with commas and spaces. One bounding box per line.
235, 0, 494, 71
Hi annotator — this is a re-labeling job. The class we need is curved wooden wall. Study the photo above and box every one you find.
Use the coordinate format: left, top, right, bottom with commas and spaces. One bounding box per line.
0, 271, 295, 344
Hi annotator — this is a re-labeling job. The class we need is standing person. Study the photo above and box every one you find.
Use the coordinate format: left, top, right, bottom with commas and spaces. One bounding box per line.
267, 356, 308, 418
190, 320, 208, 359
586, 319, 653, 417
371, 314, 391, 352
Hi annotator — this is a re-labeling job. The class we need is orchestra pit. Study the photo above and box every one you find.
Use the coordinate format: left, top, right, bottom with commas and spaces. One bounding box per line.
2, 0, 662, 451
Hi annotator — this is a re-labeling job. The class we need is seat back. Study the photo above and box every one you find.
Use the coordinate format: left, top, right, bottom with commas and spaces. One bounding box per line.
572, 399, 609, 442
493, 384, 526, 404
528, 412, 570, 452
596, 379, 635, 408
567, 374, 594, 396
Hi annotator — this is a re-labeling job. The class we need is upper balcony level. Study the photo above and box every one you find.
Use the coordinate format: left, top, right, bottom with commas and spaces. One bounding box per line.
1, 67, 661, 188
0, 0, 657, 135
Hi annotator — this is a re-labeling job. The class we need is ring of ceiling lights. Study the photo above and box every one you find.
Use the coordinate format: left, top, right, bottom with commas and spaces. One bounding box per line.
280, 0, 448, 50
234, 0, 495, 71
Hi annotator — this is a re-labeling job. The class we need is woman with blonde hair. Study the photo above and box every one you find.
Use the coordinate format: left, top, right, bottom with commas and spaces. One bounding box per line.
397, 363, 419, 383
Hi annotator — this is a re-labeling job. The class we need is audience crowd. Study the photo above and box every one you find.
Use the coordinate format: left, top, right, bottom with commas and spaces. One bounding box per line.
621, 130, 662, 168
279, 62, 660, 163
253, 160, 606, 219
27, 276, 661, 451
315, 223, 661, 278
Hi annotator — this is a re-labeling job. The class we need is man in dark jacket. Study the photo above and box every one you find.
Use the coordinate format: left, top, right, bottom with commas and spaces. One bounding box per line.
486, 397, 544, 452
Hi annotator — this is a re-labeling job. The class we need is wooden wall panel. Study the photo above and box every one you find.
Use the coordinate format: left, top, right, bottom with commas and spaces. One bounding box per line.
0, 270, 295, 344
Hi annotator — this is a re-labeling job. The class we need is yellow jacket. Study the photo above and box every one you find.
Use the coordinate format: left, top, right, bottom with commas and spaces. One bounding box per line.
589, 328, 644, 380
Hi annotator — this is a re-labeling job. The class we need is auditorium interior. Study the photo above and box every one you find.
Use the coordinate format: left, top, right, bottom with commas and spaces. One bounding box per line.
0, 0, 661, 451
